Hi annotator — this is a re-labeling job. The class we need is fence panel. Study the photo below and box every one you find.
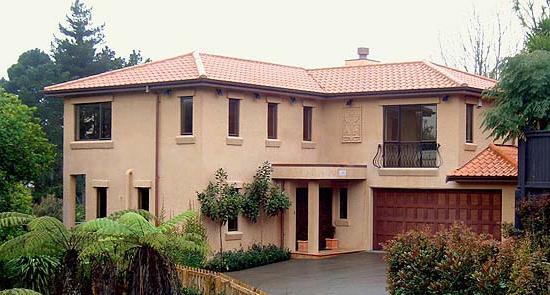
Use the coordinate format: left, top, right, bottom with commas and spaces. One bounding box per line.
177, 266, 267, 295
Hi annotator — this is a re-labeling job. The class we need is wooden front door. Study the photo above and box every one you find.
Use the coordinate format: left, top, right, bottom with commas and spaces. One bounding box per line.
373, 188, 502, 250
296, 188, 308, 249
319, 188, 333, 250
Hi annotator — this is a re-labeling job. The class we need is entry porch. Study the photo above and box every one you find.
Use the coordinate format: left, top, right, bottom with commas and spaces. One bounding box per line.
272, 163, 368, 256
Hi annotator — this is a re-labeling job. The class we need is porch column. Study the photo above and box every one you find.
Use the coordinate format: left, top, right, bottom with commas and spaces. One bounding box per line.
307, 181, 319, 253
283, 181, 296, 250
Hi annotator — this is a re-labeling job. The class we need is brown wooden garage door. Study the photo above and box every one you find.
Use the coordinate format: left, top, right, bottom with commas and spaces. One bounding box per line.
373, 189, 502, 250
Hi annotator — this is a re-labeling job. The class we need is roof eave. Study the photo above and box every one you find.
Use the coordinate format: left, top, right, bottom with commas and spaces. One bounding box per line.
446, 175, 517, 183
44, 80, 486, 100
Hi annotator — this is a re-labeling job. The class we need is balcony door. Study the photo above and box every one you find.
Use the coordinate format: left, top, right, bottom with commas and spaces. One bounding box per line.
383, 104, 437, 167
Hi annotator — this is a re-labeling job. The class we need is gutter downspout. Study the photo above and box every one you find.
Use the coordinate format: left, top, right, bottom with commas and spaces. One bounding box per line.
154, 91, 161, 223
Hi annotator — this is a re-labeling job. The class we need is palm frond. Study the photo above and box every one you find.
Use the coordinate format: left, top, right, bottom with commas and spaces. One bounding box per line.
108, 209, 154, 221
117, 212, 156, 236
0, 212, 35, 227
0, 289, 42, 295
158, 211, 195, 233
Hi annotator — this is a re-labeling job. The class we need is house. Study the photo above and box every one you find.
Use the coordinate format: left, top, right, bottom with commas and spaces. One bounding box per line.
44, 48, 518, 254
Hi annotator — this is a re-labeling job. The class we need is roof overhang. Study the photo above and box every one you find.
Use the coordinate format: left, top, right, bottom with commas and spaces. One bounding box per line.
272, 163, 367, 180
44, 78, 485, 100
446, 175, 517, 184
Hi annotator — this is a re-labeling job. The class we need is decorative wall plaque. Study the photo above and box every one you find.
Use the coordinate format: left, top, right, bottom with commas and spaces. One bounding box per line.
342, 107, 362, 143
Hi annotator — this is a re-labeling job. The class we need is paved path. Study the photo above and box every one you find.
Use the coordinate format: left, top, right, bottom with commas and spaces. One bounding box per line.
229, 252, 387, 295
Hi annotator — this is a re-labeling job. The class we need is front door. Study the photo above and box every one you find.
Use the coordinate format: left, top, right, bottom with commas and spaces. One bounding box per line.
319, 188, 333, 249
296, 188, 308, 250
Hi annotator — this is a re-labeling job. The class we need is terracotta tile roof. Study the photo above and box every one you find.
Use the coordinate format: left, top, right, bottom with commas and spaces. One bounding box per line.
44, 51, 496, 95
447, 144, 518, 182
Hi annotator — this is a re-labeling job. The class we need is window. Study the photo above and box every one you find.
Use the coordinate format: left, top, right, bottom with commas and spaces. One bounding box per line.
76, 102, 111, 140
303, 106, 312, 141
228, 99, 240, 137
138, 188, 150, 211
267, 103, 278, 139
180, 97, 193, 135
466, 104, 474, 143
228, 216, 238, 232
339, 188, 348, 219
97, 187, 107, 218
383, 104, 438, 167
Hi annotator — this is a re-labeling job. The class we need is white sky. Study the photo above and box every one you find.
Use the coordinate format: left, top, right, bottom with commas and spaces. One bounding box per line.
1, 0, 528, 78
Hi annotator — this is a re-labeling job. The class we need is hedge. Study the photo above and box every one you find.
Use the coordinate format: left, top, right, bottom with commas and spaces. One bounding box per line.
204, 244, 290, 272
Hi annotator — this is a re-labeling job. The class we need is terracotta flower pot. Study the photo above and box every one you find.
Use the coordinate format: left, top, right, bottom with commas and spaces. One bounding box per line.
297, 240, 308, 252
325, 238, 339, 250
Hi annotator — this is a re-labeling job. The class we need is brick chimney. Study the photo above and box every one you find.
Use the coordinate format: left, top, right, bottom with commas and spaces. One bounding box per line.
345, 47, 380, 66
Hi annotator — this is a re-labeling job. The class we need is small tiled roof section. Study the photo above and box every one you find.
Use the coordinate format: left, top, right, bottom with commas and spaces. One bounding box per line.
447, 144, 518, 182
44, 51, 496, 95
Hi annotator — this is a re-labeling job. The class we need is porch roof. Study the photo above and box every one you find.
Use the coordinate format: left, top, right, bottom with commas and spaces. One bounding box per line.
272, 163, 367, 180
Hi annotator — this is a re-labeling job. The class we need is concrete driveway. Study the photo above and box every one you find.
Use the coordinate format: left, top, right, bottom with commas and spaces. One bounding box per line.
229, 252, 387, 295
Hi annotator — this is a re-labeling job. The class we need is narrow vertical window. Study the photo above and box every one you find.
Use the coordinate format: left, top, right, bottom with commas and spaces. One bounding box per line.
228, 99, 240, 137
339, 188, 348, 219
138, 188, 150, 211
466, 104, 474, 143
303, 106, 312, 141
228, 216, 238, 232
97, 187, 107, 218
267, 103, 278, 139
180, 97, 193, 135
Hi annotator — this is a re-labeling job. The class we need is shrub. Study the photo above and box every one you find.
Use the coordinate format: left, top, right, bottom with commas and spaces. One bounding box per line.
204, 244, 290, 272
164, 216, 210, 268
384, 223, 550, 295
518, 196, 550, 258
181, 287, 201, 295
6, 255, 60, 295
32, 195, 62, 221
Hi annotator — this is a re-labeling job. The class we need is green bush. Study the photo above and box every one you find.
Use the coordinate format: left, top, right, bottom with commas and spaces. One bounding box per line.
518, 196, 550, 259
6, 255, 60, 295
32, 195, 62, 221
164, 216, 210, 268
181, 287, 201, 295
384, 224, 550, 295
204, 244, 290, 272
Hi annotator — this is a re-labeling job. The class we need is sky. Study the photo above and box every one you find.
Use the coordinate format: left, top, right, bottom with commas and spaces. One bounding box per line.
0, 0, 529, 79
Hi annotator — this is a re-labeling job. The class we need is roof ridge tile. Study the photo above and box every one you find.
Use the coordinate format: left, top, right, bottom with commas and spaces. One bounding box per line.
421, 61, 461, 87
489, 143, 518, 169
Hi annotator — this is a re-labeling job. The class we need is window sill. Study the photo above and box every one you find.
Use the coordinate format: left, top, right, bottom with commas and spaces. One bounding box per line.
265, 139, 282, 148
175, 135, 196, 145
464, 143, 478, 151
70, 140, 114, 150
378, 167, 439, 177
335, 219, 350, 227
301, 141, 316, 149
225, 231, 243, 241
226, 136, 243, 146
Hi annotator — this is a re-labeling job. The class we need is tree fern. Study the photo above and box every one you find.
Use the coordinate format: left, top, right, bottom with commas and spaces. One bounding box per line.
0, 212, 35, 227
0, 289, 42, 295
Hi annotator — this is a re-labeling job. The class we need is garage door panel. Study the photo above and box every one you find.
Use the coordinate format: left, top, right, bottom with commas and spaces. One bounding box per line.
373, 189, 502, 250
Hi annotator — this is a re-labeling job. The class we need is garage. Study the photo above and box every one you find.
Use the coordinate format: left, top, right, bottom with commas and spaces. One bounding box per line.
373, 188, 502, 250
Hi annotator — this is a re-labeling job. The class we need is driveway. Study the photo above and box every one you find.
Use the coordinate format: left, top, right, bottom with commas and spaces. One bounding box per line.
229, 252, 387, 295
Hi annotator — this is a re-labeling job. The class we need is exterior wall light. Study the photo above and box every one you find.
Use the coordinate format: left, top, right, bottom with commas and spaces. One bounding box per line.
346, 99, 353, 106
216, 89, 223, 96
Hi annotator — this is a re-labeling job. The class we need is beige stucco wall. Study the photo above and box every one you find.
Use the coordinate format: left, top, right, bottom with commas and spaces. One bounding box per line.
63, 86, 515, 252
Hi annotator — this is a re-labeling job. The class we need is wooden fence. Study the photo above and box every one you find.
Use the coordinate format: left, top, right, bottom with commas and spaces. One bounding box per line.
176, 266, 267, 295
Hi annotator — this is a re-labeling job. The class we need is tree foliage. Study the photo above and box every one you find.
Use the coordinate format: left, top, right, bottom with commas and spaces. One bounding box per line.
242, 162, 290, 223
483, 50, 550, 140
1, 0, 150, 202
197, 169, 243, 226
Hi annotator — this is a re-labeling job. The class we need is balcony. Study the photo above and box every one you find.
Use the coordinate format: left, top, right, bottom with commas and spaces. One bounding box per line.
373, 142, 441, 168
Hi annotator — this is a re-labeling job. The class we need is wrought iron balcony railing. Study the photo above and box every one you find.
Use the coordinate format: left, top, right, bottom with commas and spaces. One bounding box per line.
373, 142, 442, 168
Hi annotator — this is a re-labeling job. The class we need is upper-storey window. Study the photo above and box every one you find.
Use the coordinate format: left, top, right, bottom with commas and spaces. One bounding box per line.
180, 96, 193, 135
228, 99, 240, 137
303, 106, 313, 141
76, 102, 111, 141
466, 104, 474, 143
383, 104, 437, 167
267, 103, 278, 139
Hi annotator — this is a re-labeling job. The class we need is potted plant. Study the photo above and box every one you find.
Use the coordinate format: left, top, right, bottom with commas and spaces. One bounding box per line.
297, 240, 308, 252
325, 225, 338, 250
